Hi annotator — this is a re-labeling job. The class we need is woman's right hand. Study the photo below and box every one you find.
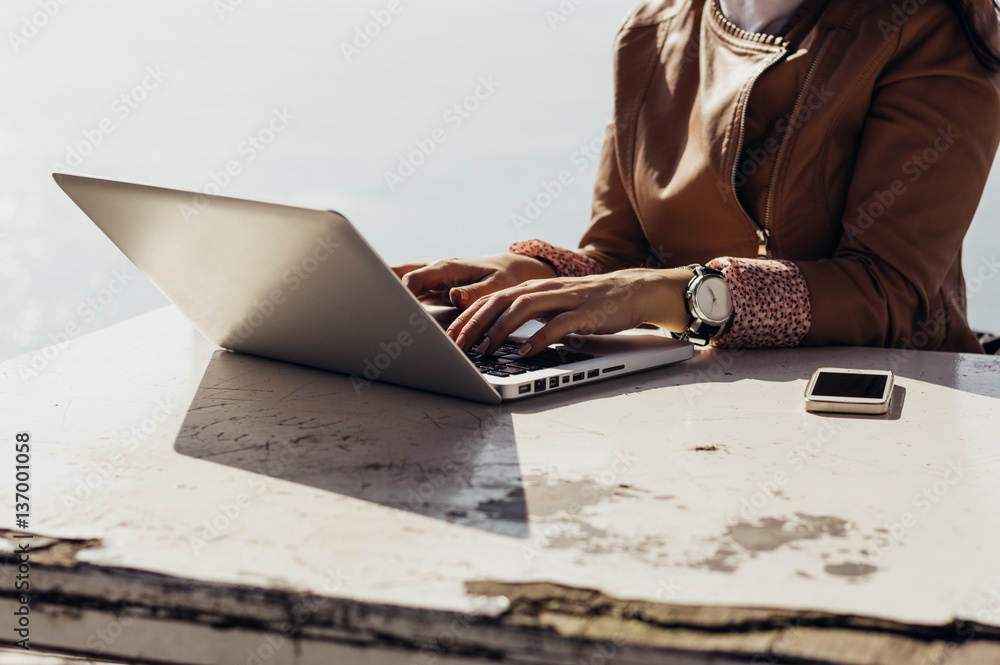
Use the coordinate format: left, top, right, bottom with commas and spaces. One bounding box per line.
392, 253, 557, 309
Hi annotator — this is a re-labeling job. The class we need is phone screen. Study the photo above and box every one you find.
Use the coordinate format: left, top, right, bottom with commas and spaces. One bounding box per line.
811, 372, 888, 399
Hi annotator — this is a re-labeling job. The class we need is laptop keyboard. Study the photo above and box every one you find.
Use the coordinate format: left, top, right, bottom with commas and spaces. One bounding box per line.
466, 342, 593, 378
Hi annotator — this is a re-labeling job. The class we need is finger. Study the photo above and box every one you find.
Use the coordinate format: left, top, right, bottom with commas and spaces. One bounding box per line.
479, 291, 581, 356
416, 290, 455, 307
403, 262, 491, 300
448, 280, 560, 346
391, 261, 428, 280
401, 264, 458, 297
448, 274, 507, 309
447, 278, 543, 343
457, 289, 579, 356
447, 294, 492, 346
447, 281, 558, 344
519, 311, 593, 357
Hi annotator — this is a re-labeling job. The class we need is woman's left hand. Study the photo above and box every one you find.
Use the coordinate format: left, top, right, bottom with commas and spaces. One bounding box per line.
446, 267, 695, 357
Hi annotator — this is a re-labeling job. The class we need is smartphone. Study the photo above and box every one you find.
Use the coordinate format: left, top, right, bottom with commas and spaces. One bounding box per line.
803, 367, 894, 415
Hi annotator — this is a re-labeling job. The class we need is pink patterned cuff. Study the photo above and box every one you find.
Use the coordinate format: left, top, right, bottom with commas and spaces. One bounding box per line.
508, 239, 602, 278
707, 257, 811, 349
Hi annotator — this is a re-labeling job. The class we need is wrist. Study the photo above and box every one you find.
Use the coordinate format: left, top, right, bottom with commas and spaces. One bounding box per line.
508, 253, 557, 280
639, 268, 694, 332
508, 239, 600, 277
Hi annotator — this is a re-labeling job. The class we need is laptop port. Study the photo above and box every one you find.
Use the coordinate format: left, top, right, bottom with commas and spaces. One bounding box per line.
572, 372, 584, 382
518, 384, 531, 394
587, 369, 599, 378
534, 379, 547, 392
549, 377, 559, 389
602, 364, 626, 374
562, 376, 570, 384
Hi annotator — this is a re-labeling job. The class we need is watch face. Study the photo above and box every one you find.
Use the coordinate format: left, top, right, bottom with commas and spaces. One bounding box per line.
693, 276, 733, 325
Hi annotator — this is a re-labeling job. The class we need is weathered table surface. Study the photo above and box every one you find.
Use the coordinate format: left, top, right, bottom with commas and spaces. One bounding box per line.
2, 307, 1000, 664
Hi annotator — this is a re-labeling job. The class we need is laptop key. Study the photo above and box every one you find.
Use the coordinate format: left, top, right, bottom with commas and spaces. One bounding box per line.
476, 344, 590, 372
488, 370, 510, 377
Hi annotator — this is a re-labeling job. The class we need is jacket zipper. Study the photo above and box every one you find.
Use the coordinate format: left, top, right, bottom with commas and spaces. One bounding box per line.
728, 48, 789, 260
761, 30, 835, 255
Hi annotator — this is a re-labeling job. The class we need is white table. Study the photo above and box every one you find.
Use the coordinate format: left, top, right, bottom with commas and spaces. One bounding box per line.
2, 307, 1000, 664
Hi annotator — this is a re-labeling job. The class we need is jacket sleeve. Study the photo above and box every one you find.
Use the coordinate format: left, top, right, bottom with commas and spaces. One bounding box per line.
793, 4, 1000, 351
577, 122, 656, 272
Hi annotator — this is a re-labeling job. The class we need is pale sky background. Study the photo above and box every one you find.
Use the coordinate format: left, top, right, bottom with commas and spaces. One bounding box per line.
1, 0, 998, 363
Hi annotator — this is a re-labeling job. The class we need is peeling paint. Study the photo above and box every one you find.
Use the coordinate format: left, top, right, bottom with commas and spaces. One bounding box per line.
513, 472, 666, 562
729, 514, 849, 552
522, 472, 643, 519
0, 529, 101, 567
464, 579, 1000, 648
691, 514, 862, 574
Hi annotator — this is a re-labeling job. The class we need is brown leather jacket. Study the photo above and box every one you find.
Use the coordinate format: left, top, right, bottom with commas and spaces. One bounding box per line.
579, 0, 1000, 352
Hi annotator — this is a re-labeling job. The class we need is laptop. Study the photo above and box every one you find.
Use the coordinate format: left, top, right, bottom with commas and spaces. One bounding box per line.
54, 174, 693, 404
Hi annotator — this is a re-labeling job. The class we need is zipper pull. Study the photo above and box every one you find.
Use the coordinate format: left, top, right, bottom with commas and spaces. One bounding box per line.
756, 228, 769, 259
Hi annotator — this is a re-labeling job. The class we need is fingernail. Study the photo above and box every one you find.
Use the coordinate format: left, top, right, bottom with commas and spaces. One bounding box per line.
456, 332, 467, 349
518, 342, 532, 357
450, 288, 465, 305
475, 336, 491, 354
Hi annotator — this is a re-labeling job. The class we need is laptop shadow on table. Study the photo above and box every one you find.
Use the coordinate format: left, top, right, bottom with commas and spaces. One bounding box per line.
173, 350, 528, 538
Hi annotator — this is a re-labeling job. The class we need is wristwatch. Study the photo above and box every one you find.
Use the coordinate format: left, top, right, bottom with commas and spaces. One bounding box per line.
680, 265, 733, 345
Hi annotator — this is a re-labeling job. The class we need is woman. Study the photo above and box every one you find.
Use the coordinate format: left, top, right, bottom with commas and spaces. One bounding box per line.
395, 0, 1000, 359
